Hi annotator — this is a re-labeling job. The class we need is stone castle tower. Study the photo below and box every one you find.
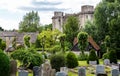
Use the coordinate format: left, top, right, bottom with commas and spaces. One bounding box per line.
52, 5, 94, 32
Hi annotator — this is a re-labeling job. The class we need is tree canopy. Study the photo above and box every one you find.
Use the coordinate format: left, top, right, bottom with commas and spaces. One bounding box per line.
19, 11, 40, 32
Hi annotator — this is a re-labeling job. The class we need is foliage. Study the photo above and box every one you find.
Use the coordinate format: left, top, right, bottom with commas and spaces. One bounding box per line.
77, 32, 88, 54
0, 26, 4, 31
50, 54, 66, 71
0, 38, 6, 50
49, 45, 61, 54
104, 35, 111, 52
11, 48, 43, 69
87, 49, 99, 64
83, 20, 97, 41
0, 50, 10, 76
102, 52, 109, 60
12, 37, 16, 49
35, 35, 42, 48
63, 16, 79, 48
24, 35, 31, 48
58, 33, 66, 52
78, 53, 88, 61
19, 11, 40, 32
109, 50, 117, 64
66, 52, 78, 68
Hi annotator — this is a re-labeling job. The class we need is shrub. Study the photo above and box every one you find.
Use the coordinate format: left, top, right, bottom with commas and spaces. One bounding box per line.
102, 52, 109, 60
109, 50, 117, 64
41, 52, 47, 59
0, 50, 10, 76
78, 53, 88, 61
87, 49, 99, 64
11, 49, 43, 69
66, 52, 78, 68
50, 54, 66, 71
50, 45, 61, 54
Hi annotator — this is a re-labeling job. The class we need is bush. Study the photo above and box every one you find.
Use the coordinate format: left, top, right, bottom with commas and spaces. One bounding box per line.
87, 49, 99, 64
0, 50, 10, 76
78, 53, 88, 61
109, 50, 117, 64
11, 48, 43, 69
41, 52, 47, 59
102, 52, 109, 60
66, 52, 78, 68
50, 54, 66, 71
50, 45, 61, 54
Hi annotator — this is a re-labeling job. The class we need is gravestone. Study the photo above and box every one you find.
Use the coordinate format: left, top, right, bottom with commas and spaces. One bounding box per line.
111, 65, 118, 69
33, 66, 40, 76
111, 69, 119, 76
96, 65, 105, 75
60, 67, 68, 74
50, 69, 56, 76
10, 60, 17, 76
56, 72, 67, 76
41, 62, 52, 76
89, 61, 97, 65
18, 70, 28, 76
78, 67, 86, 76
104, 59, 110, 65
97, 73, 107, 76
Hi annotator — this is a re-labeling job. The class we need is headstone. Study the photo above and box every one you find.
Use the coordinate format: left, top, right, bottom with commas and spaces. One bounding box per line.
89, 61, 97, 65
111, 65, 118, 69
50, 69, 56, 76
96, 65, 105, 75
104, 59, 110, 65
78, 67, 86, 76
111, 69, 119, 76
18, 70, 28, 76
60, 67, 68, 74
33, 66, 40, 76
56, 72, 67, 76
10, 60, 17, 76
41, 62, 52, 76
97, 73, 107, 76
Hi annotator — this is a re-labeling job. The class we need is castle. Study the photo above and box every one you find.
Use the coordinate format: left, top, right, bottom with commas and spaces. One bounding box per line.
52, 5, 94, 32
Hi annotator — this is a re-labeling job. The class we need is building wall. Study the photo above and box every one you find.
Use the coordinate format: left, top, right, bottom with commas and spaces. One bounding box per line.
52, 5, 94, 32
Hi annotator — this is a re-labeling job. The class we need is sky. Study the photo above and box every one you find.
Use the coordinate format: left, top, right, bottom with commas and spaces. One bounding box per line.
0, 0, 101, 30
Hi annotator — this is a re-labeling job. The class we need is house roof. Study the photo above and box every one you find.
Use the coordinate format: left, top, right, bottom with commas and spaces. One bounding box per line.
73, 36, 100, 51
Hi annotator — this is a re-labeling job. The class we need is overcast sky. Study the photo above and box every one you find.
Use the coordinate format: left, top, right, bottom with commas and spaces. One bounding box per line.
0, 0, 101, 30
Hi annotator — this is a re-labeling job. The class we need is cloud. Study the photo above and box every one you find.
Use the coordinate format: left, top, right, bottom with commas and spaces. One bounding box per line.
32, 0, 62, 6
19, 6, 68, 12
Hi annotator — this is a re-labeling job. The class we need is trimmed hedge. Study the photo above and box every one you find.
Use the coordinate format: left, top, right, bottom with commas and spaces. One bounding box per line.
50, 54, 66, 71
109, 50, 117, 64
66, 52, 78, 68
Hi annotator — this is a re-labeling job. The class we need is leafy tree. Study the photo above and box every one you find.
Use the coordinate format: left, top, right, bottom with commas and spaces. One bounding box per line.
104, 35, 111, 52
0, 38, 6, 50
24, 35, 31, 48
63, 16, 79, 49
109, 50, 117, 64
0, 26, 4, 31
77, 32, 88, 54
19, 11, 40, 32
58, 34, 66, 52
83, 21, 97, 41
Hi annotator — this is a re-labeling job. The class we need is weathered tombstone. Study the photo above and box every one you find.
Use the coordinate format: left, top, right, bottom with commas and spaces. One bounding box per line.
60, 67, 68, 74
96, 65, 105, 75
56, 72, 67, 76
18, 70, 28, 76
97, 73, 107, 76
78, 67, 86, 76
50, 69, 56, 76
111, 65, 118, 69
10, 60, 17, 76
111, 69, 119, 76
89, 61, 97, 65
104, 59, 110, 65
33, 66, 40, 76
41, 62, 52, 76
